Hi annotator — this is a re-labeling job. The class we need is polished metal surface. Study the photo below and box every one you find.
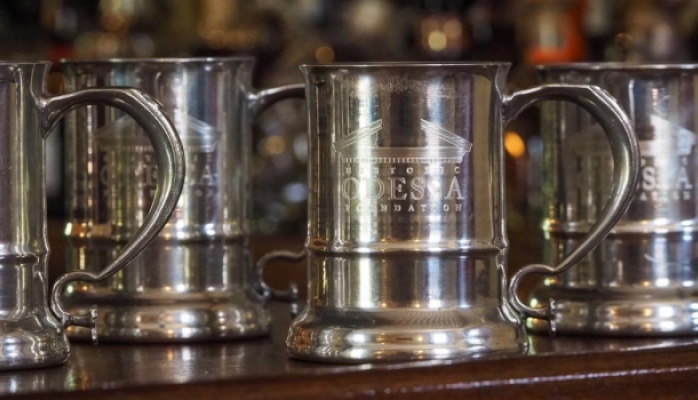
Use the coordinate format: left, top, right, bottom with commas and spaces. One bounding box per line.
274, 63, 639, 363
0, 62, 184, 370
61, 58, 303, 342
531, 64, 698, 336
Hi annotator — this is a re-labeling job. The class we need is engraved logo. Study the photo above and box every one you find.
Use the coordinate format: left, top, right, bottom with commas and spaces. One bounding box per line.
337, 119, 470, 216
334, 119, 472, 163
95, 111, 222, 202
573, 115, 696, 204
637, 115, 695, 202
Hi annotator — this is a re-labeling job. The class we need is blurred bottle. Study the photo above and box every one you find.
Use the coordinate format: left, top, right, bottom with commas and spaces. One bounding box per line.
582, 0, 615, 61
680, 0, 698, 60
610, 0, 687, 62
416, 0, 468, 60
516, 0, 587, 65
413, 0, 518, 62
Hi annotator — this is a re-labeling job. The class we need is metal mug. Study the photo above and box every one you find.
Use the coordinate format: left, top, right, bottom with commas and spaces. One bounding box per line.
531, 63, 698, 335
259, 62, 640, 362
0, 61, 184, 370
60, 57, 303, 342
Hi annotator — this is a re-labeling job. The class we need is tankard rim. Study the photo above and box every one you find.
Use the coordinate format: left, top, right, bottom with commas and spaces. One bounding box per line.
60, 56, 255, 65
538, 62, 698, 71
0, 61, 50, 66
301, 61, 511, 69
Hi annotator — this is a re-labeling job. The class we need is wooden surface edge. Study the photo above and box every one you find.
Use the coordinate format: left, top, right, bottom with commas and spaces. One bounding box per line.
9, 345, 698, 400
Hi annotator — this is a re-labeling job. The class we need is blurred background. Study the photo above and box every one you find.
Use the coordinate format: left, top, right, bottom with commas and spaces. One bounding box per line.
7, 0, 698, 295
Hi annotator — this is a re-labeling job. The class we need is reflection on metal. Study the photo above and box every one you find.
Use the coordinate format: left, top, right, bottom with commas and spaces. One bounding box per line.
61, 58, 302, 342
0, 62, 183, 370
532, 64, 698, 336
272, 63, 638, 363
504, 131, 526, 158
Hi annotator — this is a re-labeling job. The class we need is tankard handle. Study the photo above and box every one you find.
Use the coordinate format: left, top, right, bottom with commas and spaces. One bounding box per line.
247, 84, 306, 301
255, 250, 304, 301
249, 84, 305, 116
37, 88, 186, 343
503, 85, 640, 334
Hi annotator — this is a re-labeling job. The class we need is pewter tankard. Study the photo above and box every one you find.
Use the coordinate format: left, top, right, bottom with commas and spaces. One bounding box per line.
531, 64, 698, 335
0, 61, 184, 369
61, 58, 303, 342
260, 62, 640, 362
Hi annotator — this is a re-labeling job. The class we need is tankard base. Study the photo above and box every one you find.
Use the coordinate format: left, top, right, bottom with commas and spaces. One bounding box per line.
527, 286, 698, 336
0, 322, 70, 370
287, 307, 527, 363
65, 299, 271, 343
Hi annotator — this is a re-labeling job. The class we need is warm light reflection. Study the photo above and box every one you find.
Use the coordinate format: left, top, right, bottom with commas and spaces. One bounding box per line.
260, 136, 287, 156
315, 45, 335, 63
428, 31, 447, 51
505, 131, 526, 158
444, 20, 462, 38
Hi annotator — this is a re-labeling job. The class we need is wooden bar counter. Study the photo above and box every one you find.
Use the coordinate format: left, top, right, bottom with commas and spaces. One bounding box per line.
15, 227, 695, 399
1, 301, 697, 400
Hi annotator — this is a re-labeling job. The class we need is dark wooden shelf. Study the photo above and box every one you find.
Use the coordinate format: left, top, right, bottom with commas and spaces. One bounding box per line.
2, 302, 698, 400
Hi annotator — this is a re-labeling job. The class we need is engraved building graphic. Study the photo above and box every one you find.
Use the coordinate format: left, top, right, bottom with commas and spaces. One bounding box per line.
573, 115, 696, 157
334, 119, 472, 163
95, 110, 220, 153
639, 115, 695, 157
